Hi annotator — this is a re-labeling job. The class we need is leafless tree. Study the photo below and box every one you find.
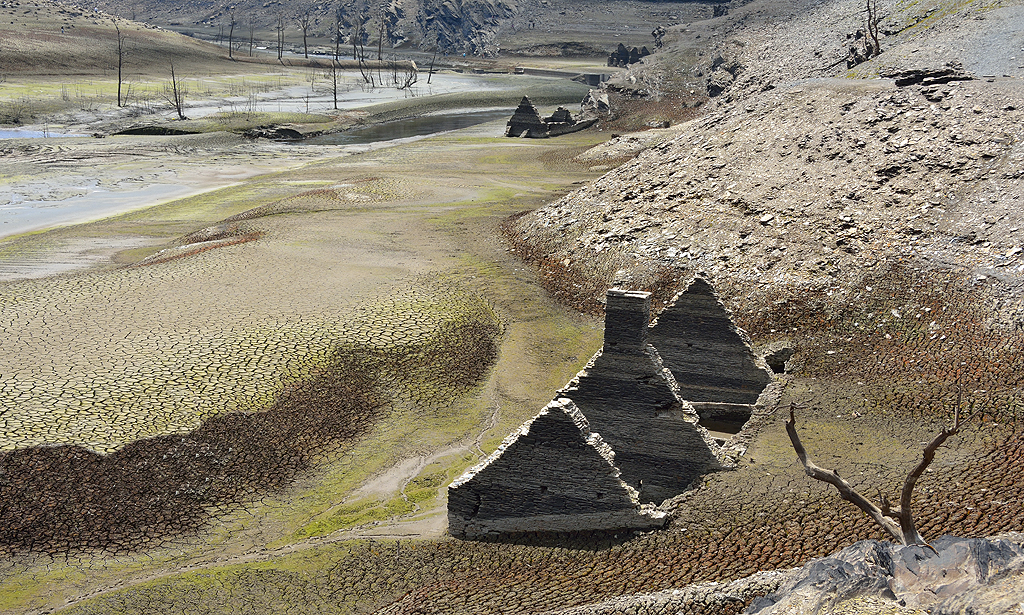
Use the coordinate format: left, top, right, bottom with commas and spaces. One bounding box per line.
334, 3, 344, 59
422, 28, 439, 84
113, 19, 128, 107
247, 18, 256, 56
376, 4, 386, 61
390, 58, 417, 89
276, 13, 285, 61
297, 10, 312, 59
375, 4, 387, 83
847, 0, 883, 68
331, 3, 344, 109
227, 11, 237, 59
866, 0, 881, 57
163, 63, 188, 120
787, 401, 964, 549
350, 7, 374, 86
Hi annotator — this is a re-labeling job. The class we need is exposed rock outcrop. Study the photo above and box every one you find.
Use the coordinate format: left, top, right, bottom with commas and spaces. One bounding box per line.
541, 534, 1024, 615
418, 0, 515, 55
749, 534, 1024, 615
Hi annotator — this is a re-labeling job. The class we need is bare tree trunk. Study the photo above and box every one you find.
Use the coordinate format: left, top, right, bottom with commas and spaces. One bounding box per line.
297, 11, 311, 59
786, 403, 962, 548
428, 46, 437, 84
376, 8, 385, 84
866, 0, 881, 57
114, 20, 126, 107
335, 4, 343, 60
276, 14, 285, 61
164, 63, 188, 120
333, 6, 341, 110
228, 12, 236, 59
332, 59, 338, 109
248, 19, 255, 56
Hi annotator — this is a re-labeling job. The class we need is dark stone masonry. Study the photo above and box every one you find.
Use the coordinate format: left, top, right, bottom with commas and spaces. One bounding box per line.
649, 278, 771, 406
449, 277, 774, 539
505, 96, 598, 139
447, 398, 667, 538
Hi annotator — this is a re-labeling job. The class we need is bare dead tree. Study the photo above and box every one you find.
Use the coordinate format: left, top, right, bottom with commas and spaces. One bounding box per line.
247, 18, 256, 56
376, 4, 386, 61
786, 402, 963, 548
297, 10, 312, 59
332, 3, 344, 109
227, 11, 236, 59
375, 4, 388, 84
334, 3, 344, 60
113, 19, 128, 107
163, 63, 188, 120
276, 13, 285, 61
846, 0, 883, 68
351, 12, 360, 61
866, 0, 881, 57
351, 9, 374, 86
422, 28, 439, 84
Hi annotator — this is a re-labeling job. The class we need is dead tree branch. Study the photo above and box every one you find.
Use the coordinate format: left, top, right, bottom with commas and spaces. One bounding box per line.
786, 405, 903, 543
786, 403, 962, 547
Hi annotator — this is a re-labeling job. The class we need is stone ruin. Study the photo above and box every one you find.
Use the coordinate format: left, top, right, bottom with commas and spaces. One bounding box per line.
607, 43, 651, 68
649, 277, 773, 435
505, 96, 597, 139
448, 277, 774, 539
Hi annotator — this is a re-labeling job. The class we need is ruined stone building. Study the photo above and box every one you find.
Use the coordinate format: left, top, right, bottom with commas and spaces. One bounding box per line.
607, 43, 651, 67
649, 277, 773, 434
505, 96, 597, 138
448, 278, 773, 539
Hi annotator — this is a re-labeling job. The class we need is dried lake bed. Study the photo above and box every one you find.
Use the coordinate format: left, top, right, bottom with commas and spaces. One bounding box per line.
0, 71, 611, 613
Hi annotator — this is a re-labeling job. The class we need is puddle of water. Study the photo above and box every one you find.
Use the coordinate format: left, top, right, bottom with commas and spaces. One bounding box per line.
185, 72, 515, 119
0, 184, 207, 240
0, 129, 86, 139
305, 109, 512, 145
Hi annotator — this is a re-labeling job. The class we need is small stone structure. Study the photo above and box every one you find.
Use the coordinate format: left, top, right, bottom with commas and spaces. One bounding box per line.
505, 96, 548, 138
505, 96, 597, 138
448, 277, 772, 539
607, 43, 651, 67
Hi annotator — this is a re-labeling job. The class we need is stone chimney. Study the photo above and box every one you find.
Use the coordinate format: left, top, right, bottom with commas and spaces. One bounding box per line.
603, 289, 651, 353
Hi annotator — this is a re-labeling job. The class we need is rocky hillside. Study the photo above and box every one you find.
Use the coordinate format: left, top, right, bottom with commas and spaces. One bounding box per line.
92, 0, 707, 56
498, 0, 1024, 610
510, 0, 1024, 403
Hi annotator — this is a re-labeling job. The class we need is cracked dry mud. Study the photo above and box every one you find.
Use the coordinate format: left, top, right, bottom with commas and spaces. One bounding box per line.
4, 0, 1024, 611
0, 122, 612, 611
